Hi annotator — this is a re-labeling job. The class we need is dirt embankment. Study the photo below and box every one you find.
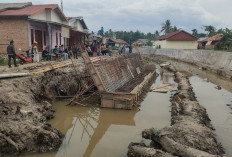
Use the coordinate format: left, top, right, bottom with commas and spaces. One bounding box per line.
128, 63, 225, 157
0, 62, 90, 155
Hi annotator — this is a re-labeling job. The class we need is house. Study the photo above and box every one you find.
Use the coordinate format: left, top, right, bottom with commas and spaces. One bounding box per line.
68, 16, 89, 47
88, 34, 102, 47
133, 39, 148, 47
201, 34, 223, 50
153, 30, 198, 50
107, 38, 128, 47
0, 2, 70, 53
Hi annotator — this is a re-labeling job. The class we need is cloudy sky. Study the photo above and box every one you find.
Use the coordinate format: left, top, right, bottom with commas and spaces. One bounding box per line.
2, 0, 232, 34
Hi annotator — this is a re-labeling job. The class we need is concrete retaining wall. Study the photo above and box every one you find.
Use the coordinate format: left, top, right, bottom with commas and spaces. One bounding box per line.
140, 47, 232, 77
93, 54, 144, 92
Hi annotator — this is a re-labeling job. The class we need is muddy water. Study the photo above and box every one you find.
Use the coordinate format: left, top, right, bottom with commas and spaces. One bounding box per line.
17, 71, 173, 157
171, 61, 232, 156
9, 61, 232, 157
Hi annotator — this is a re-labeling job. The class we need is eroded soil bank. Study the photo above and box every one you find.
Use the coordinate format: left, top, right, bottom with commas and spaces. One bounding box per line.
0, 61, 89, 155
128, 63, 225, 157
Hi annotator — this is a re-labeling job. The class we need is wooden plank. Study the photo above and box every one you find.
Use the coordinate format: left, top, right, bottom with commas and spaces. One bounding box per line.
0, 73, 29, 79
82, 50, 106, 92
29, 61, 72, 74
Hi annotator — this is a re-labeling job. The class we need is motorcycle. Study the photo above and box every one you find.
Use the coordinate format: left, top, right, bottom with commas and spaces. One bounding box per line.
16, 49, 33, 65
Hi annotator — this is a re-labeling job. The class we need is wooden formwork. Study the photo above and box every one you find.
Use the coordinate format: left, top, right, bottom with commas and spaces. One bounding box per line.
101, 69, 156, 110
101, 92, 136, 110
81, 49, 156, 110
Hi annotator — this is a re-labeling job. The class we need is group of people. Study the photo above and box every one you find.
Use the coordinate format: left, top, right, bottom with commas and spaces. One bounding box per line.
6, 40, 133, 68
85, 43, 112, 57
43, 44, 81, 61
118, 44, 133, 55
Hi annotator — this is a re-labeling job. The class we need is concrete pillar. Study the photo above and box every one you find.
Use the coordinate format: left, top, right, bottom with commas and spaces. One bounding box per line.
47, 23, 52, 52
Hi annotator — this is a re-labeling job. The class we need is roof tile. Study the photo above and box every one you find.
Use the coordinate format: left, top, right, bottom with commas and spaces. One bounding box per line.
0, 4, 58, 16
156, 30, 198, 41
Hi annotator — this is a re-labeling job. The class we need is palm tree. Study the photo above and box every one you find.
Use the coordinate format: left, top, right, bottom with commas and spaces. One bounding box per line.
161, 20, 172, 34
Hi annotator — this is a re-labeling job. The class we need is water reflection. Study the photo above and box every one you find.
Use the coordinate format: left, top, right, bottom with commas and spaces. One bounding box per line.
15, 69, 172, 157
49, 104, 137, 157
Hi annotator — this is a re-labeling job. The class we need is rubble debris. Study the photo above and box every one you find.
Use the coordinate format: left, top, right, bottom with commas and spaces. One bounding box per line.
215, 85, 222, 90
151, 83, 176, 93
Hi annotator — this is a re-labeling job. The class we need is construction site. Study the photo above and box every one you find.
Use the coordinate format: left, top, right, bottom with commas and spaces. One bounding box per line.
0, 47, 232, 157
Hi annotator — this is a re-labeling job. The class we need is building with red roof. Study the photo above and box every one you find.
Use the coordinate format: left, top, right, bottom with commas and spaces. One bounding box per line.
153, 30, 198, 50
0, 2, 71, 54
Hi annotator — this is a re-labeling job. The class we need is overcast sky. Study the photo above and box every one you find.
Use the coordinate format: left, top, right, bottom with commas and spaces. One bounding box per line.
2, 0, 232, 34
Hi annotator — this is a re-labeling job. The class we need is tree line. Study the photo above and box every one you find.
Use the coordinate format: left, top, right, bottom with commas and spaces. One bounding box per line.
95, 19, 232, 50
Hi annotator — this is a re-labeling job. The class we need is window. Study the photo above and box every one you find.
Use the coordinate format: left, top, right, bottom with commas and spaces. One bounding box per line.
44, 31, 46, 46
31, 29, 34, 44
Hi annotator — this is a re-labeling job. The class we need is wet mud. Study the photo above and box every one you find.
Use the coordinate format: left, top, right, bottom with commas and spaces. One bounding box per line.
128, 63, 225, 157
0, 63, 90, 155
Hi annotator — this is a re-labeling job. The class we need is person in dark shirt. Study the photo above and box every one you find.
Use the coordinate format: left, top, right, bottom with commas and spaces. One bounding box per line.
42, 47, 51, 61
7, 40, 18, 68
129, 44, 133, 53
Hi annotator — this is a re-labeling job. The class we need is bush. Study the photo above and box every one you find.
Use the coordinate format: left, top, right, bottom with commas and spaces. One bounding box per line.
0, 58, 7, 66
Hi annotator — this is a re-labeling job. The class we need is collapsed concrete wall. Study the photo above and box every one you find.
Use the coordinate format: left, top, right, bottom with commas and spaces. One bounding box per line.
93, 54, 144, 92
139, 47, 232, 78
83, 53, 155, 109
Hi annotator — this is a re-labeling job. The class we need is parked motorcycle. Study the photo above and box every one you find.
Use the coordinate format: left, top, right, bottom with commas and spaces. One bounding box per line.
16, 49, 33, 65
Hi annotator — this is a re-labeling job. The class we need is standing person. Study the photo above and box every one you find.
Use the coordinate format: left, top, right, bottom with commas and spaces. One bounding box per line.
32, 42, 39, 62
118, 45, 122, 55
129, 44, 132, 53
108, 44, 112, 56
101, 44, 104, 55
122, 45, 126, 55
7, 40, 18, 68
87, 45, 92, 56
93, 44, 98, 57
103, 44, 107, 55
97, 45, 100, 56
72, 43, 78, 59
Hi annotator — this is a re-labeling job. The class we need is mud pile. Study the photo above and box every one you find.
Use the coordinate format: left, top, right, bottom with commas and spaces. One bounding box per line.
0, 63, 90, 155
128, 63, 225, 157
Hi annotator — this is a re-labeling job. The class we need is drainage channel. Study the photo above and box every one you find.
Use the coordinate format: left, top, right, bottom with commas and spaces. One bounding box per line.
14, 69, 173, 157
172, 61, 232, 157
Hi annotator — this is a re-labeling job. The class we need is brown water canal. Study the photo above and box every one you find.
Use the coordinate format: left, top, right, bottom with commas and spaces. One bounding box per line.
15, 70, 173, 157
11, 62, 232, 157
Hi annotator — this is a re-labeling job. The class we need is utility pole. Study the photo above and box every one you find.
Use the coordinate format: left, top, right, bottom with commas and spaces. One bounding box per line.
61, 0, 63, 11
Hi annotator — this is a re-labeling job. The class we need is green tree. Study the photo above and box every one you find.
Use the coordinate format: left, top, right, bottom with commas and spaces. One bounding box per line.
171, 25, 178, 32
154, 30, 160, 39
192, 29, 198, 37
161, 19, 172, 34
203, 25, 216, 37
217, 28, 232, 50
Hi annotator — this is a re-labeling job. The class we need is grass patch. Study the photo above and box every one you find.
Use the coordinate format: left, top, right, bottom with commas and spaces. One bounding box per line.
0, 58, 7, 66
143, 58, 151, 64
